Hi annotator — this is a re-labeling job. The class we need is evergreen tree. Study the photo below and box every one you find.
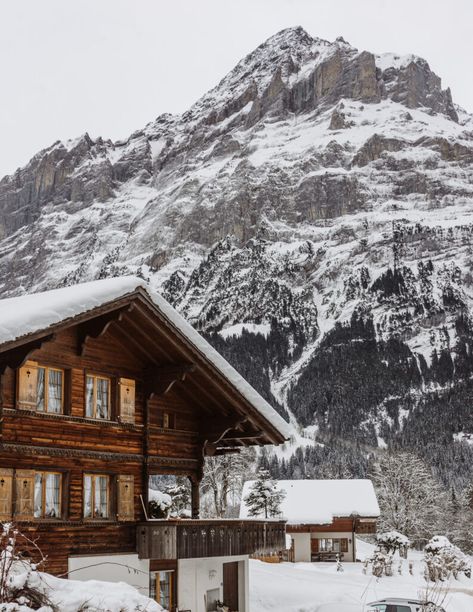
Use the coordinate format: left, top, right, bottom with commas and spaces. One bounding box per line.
243, 469, 285, 518
165, 477, 192, 517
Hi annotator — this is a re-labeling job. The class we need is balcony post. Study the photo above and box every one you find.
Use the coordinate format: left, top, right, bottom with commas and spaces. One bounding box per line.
190, 476, 201, 519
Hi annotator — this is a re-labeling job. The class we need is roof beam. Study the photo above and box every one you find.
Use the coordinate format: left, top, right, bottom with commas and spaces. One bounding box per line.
77, 307, 131, 356
110, 320, 156, 364
0, 334, 55, 375
145, 363, 195, 399
133, 300, 284, 445
122, 310, 175, 362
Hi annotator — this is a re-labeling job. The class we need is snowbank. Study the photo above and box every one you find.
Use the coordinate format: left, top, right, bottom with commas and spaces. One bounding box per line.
2, 564, 163, 612
39, 572, 164, 611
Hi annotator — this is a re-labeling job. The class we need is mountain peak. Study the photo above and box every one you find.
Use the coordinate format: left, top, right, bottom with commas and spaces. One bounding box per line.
259, 25, 315, 48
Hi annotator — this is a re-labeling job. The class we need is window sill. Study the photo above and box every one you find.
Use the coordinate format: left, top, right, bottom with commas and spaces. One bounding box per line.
6, 409, 142, 430
13, 518, 124, 526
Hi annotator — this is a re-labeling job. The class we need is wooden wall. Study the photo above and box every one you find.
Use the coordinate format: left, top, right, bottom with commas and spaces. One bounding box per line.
287, 517, 377, 534
0, 321, 207, 575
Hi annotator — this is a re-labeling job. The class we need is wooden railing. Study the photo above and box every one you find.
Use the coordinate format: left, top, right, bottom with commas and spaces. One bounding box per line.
136, 519, 286, 560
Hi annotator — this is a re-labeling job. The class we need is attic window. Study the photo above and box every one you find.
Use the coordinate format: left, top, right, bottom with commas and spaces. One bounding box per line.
161, 412, 175, 429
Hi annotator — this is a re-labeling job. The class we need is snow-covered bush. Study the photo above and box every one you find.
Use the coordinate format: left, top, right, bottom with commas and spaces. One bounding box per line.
148, 489, 173, 519
0, 522, 55, 610
364, 531, 410, 577
424, 535, 471, 581
366, 549, 392, 578
376, 531, 410, 558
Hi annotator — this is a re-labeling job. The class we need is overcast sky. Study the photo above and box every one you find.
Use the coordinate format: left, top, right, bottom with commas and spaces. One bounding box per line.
1, 0, 472, 177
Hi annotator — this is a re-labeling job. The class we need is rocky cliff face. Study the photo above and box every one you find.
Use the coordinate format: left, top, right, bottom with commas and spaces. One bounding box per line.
1, 27, 473, 486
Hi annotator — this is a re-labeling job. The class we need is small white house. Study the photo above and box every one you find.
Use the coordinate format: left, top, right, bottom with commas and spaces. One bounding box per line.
240, 479, 380, 562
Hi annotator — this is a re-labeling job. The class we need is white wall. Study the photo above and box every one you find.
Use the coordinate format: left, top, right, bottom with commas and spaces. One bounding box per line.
68, 553, 150, 596
311, 531, 355, 561
178, 555, 249, 612
290, 531, 355, 562
292, 532, 311, 562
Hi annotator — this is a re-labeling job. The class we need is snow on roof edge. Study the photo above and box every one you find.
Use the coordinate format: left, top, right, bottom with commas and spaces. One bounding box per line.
0, 276, 291, 439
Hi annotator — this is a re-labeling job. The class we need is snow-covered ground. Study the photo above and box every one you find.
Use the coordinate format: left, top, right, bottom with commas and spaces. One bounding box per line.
38, 572, 163, 611
250, 539, 473, 612
3, 569, 163, 612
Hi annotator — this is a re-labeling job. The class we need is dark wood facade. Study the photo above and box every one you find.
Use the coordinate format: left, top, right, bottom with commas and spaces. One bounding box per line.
0, 288, 287, 576
137, 519, 286, 560
286, 517, 377, 535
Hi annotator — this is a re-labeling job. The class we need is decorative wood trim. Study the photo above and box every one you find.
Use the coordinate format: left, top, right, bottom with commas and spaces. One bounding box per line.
2, 408, 144, 431
146, 456, 200, 466
0, 442, 144, 463
0, 443, 202, 474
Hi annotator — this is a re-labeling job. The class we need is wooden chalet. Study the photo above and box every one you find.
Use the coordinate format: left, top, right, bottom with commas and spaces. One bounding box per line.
240, 479, 379, 563
0, 276, 289, 612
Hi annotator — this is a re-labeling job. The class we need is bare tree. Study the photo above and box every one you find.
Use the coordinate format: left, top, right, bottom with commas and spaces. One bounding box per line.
371, 451, 448, 547
201, 449, 256, 518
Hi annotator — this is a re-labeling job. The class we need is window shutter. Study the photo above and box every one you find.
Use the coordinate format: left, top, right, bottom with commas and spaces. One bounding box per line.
311, 538, 319, 553
0, 469, 13, 520
117, 474, 134, 521
119, 378, 135, 424
14, 470, 35, 519
341, 538, 349, 553
17, 362, 38, 410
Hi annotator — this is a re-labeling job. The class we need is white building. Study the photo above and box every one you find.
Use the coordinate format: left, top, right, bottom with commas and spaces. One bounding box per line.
240, 479, 380, 562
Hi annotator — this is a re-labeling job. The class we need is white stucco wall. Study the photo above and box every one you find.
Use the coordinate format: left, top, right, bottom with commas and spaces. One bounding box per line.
68, 553, 150, 596
311, 531, 355, 561
291, 532, 311, 562
178, 555, 249, 612
289, 531, 355, 562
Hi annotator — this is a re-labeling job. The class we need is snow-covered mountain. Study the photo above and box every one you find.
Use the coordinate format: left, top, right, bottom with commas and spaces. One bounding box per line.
2, 26, 473, 485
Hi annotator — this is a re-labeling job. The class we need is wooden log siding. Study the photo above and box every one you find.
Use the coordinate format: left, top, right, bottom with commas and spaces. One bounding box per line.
137, 520, 287, 560
0, 293, 287, 576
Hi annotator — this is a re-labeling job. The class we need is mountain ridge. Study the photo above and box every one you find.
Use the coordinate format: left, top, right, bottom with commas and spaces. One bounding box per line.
1, 27, 473, 486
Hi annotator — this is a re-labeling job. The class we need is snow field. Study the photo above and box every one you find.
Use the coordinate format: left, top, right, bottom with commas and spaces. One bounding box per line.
250, 539, 473, 612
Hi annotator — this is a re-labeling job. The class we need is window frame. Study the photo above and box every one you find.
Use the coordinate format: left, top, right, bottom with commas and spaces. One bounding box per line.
161, 412, 175, 429
85, 374, 112, 420
37, 366, 65, 414
150, 570, 175, 609
16, 362, 65, 414
318, 538, 345, 553
33, 471, 62, 519
83, 473, 110, 520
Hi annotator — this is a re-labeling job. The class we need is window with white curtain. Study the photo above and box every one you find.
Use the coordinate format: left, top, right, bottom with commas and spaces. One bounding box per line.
83, 474, 109, 519
36, 367, 63, 413
85, 375, 110, 419
33, 472, 61, 518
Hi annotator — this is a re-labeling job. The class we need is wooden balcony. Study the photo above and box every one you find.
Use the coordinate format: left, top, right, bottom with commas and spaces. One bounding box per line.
136, 518, 286, 560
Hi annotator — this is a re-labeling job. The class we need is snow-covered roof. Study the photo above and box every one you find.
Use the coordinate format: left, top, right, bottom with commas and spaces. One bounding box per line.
0, 276, 291, 438
240, 479, 380, 525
